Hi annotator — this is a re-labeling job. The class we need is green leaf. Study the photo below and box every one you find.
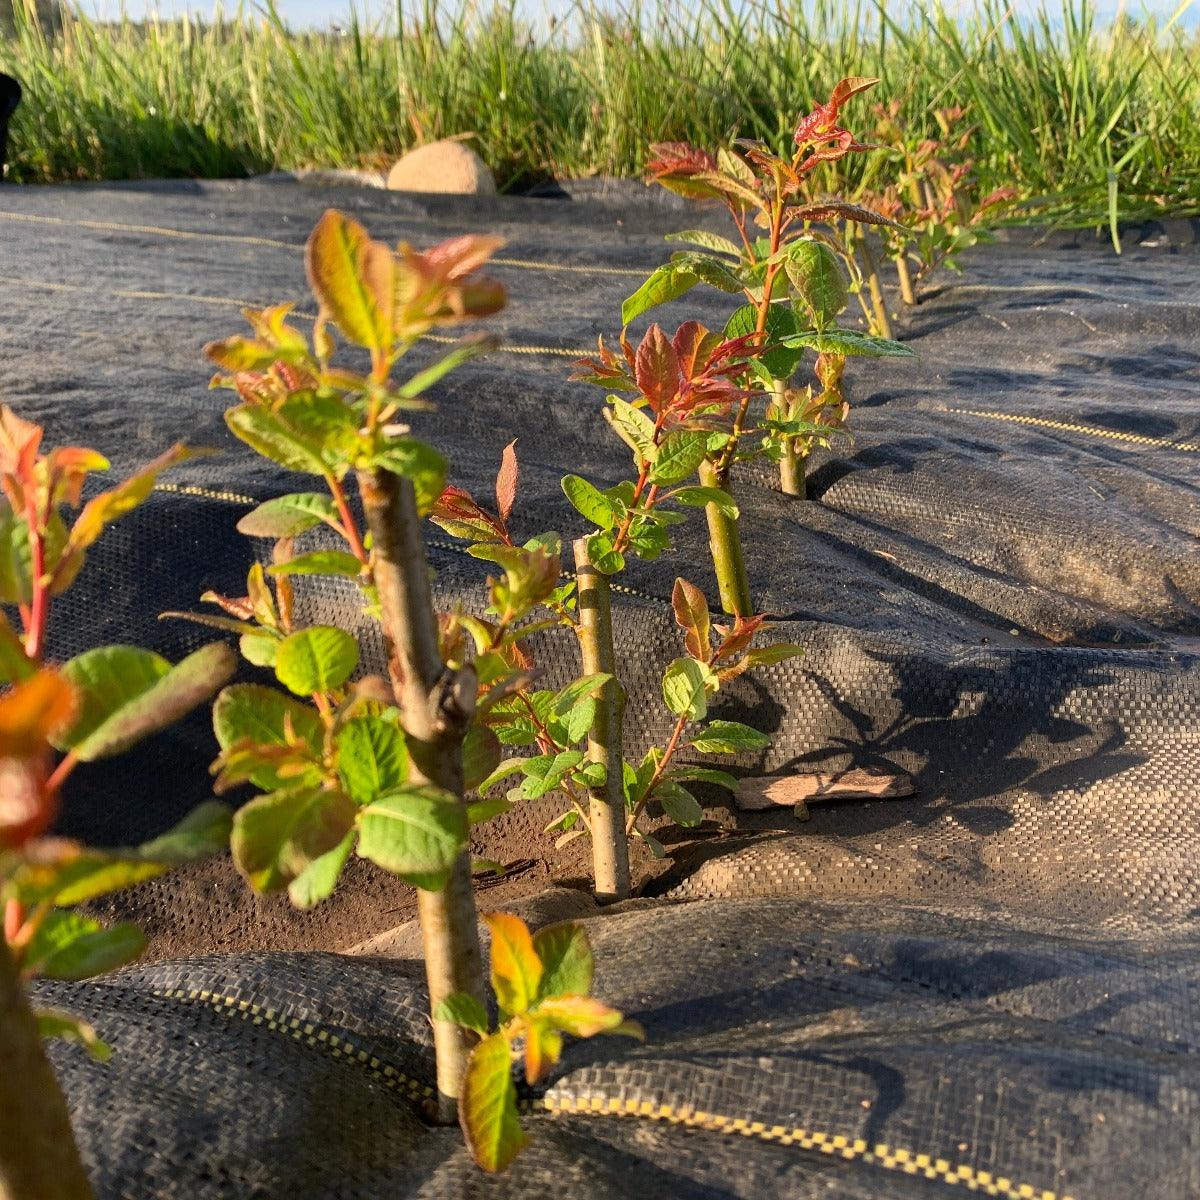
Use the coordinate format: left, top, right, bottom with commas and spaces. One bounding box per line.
649, 431, 708, 486
662, 657, 713, 721
460, 1031, 527, 1173
213, 684, 323, 791
654, 779, 703, 827
398, 334, 499, 399
670, 485, 739, 520
237, 492, 339, 539
521, 750, 585, 799
604, 398, 657, 465
274, 626, 358, 695
240, 632, 279, 667
305, 209, 395, 354
369, 439, 447, 516
621, 262, 699, 326
288, 830, 355, 909
55, 642, 236, 761
225, 403, 329, 475
785, 239, 848, 330
8, 802, 232, 907
66, 444, 196, 555
357, 786, 468, 890
669, 251, 743, 293
745, 643, 806, 667
718, 146, 756, 186
780, 329, 916, 358
485, 912, 543, 1016
463, 724, 503, 791
551, 674, 612, 719
585, 530, 625, 576
561, 475, 617, 529
337, 716, 408, 805
25, 914, 146, 981
0, 613, 35, 684
725, 302, 805, 379
532, 922, 594, 999
665, 229, 742, 258
434, 991, 490, 1035
466, 795, 514, 825
475, 756, 528, 795
666, 766, 739, 792
232, 786, 357, 892
35, 1011, 112, 1062
689, 719, 771, 754
269, 550, 363, 579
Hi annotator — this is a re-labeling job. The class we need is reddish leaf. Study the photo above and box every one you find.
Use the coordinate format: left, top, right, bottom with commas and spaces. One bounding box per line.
672, 578, 712, 662
713, 614, 768, 664
634, 325, 682, 412
495, 441, 519, 527
644, 142, 722, 200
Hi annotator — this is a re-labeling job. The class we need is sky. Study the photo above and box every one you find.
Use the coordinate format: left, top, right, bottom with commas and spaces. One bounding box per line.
86, 0, 1197, 30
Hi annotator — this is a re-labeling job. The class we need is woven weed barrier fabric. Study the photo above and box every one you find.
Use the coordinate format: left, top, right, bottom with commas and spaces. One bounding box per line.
2, 180, 1199, 1197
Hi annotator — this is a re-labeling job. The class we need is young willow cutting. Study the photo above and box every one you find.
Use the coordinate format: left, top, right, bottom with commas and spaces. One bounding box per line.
185, 210, 635, 1168
614, 77, 916, 509
0, 414, 235, 1200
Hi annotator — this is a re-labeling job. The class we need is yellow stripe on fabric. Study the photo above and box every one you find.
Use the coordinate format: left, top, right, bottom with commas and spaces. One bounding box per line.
0, 274, 591, 358
538, 1095, 1075, 1200
150, 987, 1072, 1200
0, 209, 645, 276
151, 986, 434, 1102
948, 406, 1200, 452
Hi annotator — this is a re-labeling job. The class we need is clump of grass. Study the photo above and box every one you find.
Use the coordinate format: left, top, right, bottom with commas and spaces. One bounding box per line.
1, 0, 1197, 226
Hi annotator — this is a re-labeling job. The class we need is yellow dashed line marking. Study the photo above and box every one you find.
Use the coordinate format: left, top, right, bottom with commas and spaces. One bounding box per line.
539, 1096, 1075, 1200
0, 209, 645, 275
948, 406, 1200, 452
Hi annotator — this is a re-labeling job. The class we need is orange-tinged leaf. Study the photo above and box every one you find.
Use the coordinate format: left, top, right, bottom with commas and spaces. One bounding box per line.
66, 443, 194, 556
484, 911, 543, 1018
521, 1015, 563, 1085
534, 994, 634, 1038
495, 440, 519, 527
672, 578, 711, 662
0, 670, 78, 758
459, 1031, 528, 1173
0, 405, 41, 477
305, 210, 396, 354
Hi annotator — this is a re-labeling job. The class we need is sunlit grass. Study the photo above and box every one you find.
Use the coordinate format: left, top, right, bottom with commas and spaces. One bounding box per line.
1, 0, 1197, 225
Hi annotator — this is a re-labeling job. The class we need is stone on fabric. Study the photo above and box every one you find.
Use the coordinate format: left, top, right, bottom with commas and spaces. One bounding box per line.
386, 139, 496, 195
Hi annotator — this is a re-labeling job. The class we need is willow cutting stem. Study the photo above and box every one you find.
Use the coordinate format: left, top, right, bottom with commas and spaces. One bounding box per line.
0, 937, 95, 1199
356, 465, 487, 1125
699, 460, 752, 617
572, 537, 631, 901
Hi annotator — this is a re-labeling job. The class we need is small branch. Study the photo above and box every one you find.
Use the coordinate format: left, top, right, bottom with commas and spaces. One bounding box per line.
325, 473, 368, 563
572, 536, 630, 902
626, 710, 690, 836
44, 752, 79, 797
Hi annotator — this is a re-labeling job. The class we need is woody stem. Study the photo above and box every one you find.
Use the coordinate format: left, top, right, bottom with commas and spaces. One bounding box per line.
573, 536, 630, 902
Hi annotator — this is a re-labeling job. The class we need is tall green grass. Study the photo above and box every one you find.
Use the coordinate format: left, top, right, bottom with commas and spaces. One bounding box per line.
2, 0, 1197, 225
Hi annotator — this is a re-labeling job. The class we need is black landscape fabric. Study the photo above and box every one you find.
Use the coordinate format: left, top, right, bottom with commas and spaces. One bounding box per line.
3, 179, 1200, 1199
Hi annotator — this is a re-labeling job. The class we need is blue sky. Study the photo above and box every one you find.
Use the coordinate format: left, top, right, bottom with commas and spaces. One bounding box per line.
88, 0, 1197, 29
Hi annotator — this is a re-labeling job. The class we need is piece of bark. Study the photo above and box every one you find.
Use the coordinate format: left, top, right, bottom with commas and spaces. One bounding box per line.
736, 768, 915, 822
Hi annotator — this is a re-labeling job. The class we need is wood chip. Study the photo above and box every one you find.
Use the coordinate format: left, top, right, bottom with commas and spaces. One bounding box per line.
735, 768, 915, 813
